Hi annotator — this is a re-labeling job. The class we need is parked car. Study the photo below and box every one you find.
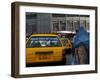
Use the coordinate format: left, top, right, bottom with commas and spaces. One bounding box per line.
56, 32, 73, 54
26, 34, 66, 66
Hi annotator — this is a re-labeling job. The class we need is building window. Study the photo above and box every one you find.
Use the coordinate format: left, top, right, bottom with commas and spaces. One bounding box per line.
52, 14, 66, 32
60, 21, 66, 30
52, 22, 59, 31
66, 20, 73, 31
26, 13, 37, 37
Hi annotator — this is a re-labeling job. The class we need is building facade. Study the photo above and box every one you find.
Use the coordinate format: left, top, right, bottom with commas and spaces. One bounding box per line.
26, 12, 89, 37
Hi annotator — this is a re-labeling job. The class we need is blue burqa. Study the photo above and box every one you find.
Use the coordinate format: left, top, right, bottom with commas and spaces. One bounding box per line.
73, 27, 89, 48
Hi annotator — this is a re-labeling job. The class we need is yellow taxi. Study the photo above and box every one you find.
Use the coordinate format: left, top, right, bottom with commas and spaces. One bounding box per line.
60, 37, 72, 49
59, 37, 72, 55
26, 34, 66, 65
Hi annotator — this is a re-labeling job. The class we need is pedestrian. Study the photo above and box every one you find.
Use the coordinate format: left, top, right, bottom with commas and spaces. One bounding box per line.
74, 43, 89, 64
72, 27, 89, 64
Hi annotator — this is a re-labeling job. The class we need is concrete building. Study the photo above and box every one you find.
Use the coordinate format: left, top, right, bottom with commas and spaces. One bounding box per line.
26, 12, 89, 37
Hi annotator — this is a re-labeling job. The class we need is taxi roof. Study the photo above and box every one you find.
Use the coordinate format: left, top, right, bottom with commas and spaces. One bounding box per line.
31, 34, 57, 37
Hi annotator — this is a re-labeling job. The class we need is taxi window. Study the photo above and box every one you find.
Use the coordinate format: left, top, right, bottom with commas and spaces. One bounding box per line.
26, 36, 62, 48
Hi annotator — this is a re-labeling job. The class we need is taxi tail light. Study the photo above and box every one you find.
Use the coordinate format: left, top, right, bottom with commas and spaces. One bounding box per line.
69, 44, 71, 47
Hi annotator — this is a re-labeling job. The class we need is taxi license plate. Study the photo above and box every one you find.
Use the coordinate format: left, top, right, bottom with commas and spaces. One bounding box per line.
38, 55, 50, 60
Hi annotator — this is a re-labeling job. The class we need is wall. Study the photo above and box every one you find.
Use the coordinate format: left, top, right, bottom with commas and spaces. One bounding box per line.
0, 0, 100, 80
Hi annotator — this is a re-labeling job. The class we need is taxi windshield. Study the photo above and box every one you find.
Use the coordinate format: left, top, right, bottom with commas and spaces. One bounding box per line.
26, 36, 62, 48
